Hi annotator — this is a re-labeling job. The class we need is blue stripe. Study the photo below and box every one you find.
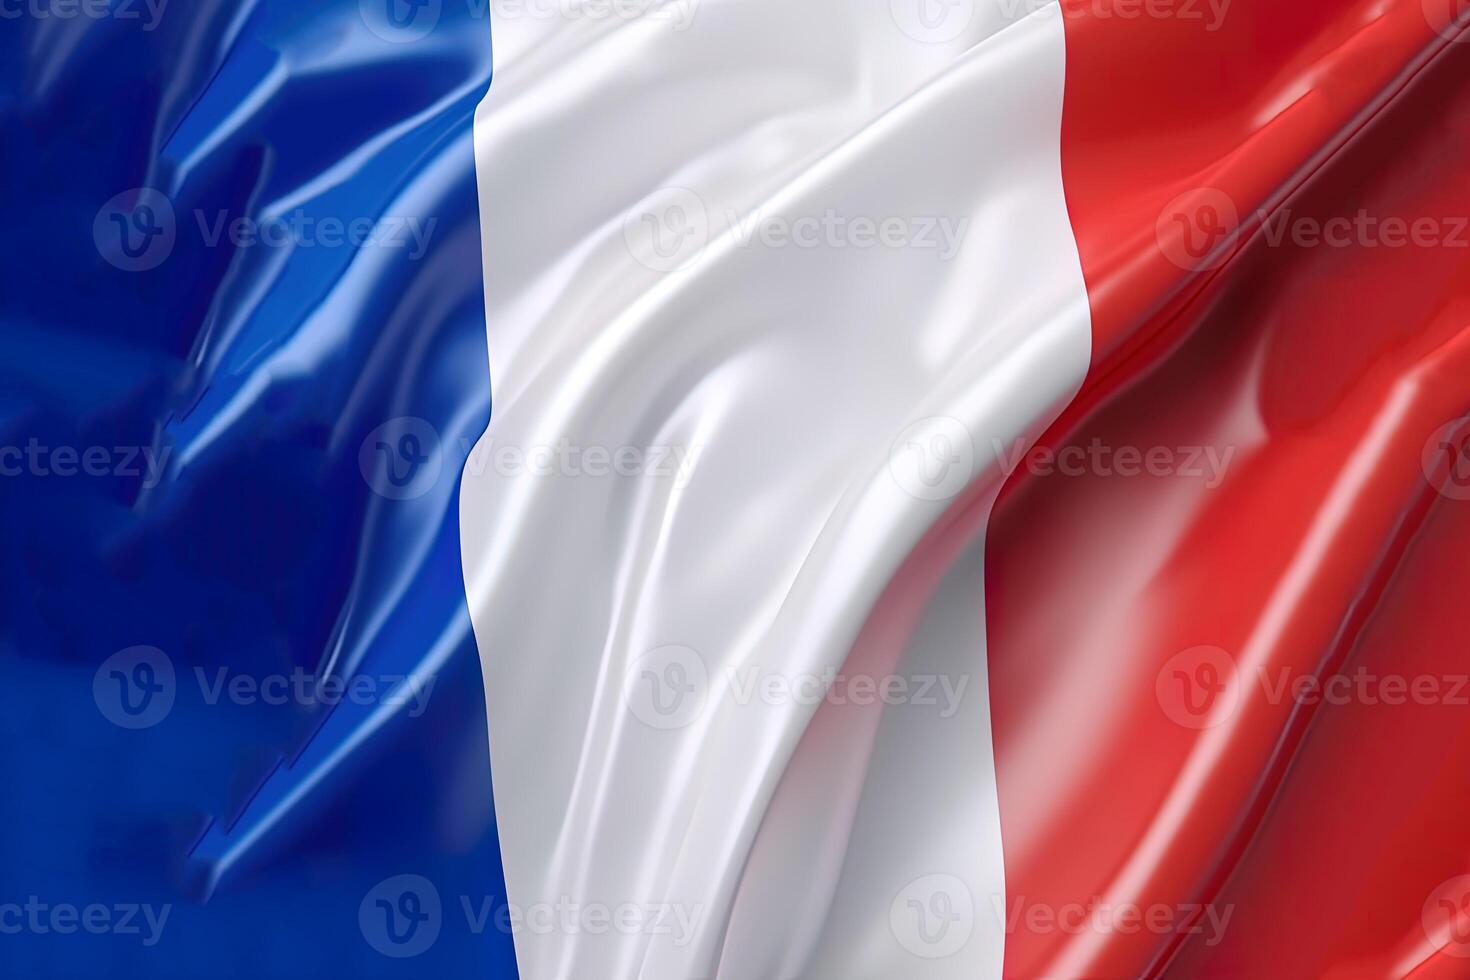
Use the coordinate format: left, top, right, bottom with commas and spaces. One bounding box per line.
0, 1, 516, 975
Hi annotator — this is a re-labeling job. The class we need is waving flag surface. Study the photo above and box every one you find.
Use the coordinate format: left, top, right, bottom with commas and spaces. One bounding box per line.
6, 0, 1470, 977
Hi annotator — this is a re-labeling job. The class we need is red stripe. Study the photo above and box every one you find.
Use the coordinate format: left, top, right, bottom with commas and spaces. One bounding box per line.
987, 1, 1470, 975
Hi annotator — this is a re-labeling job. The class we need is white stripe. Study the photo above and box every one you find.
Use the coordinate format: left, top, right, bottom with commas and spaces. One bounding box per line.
463, 2, 1090, 977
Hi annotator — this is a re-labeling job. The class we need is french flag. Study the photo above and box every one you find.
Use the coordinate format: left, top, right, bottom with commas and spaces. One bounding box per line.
5, 0, 1470, 977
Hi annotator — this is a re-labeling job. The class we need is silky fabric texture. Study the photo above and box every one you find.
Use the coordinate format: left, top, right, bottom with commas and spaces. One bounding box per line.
463, 2, 1089, 978
0, 4, 512, 977
989, 0, 1470, 976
